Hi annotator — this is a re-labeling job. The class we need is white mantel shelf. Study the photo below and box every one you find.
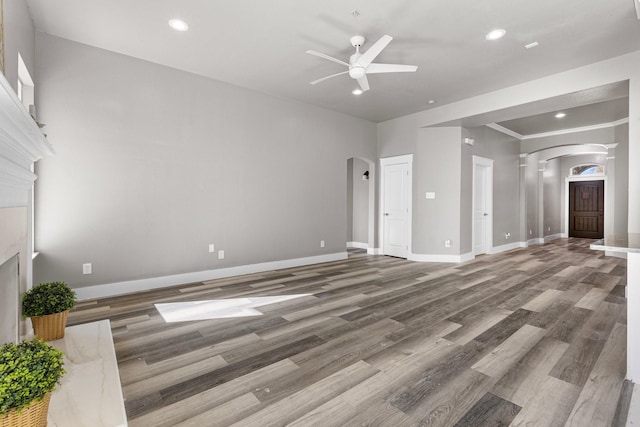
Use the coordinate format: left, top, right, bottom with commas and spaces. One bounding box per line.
48, 320, 128, 427
0, 71, 53, 208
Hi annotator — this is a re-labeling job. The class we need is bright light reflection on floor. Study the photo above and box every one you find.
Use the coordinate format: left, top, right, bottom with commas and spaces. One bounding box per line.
155, 294, 310, 322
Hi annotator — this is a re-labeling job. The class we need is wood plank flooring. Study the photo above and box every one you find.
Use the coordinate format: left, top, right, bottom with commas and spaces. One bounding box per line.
68, 238, 628, 426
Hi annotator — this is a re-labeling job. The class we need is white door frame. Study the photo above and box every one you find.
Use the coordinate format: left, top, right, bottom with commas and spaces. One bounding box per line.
472, 155, 493, 256
379, 154, 412, 258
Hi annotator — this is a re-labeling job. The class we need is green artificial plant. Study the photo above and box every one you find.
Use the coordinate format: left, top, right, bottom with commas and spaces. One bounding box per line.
22, 281, 76, 317
0, 339, 65, 415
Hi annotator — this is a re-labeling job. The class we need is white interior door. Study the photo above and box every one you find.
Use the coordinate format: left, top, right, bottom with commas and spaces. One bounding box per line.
382, 161, 410, 258
473, 156, 493, 256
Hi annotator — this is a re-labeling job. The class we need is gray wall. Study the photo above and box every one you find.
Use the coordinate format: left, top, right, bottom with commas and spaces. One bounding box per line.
615, 123, 629, 235
414, 127, 462, 255
34, 34, 376, 288
523, 125, 628, 239
461, 126, 521, 250
379, 120, 521, 256
3, 0, 35, 93
346, 158, 353, 241
543, 158, 562, 237
350, 158, 369, 244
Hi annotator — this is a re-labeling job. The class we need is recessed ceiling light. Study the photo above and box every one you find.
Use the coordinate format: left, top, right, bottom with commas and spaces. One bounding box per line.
427, 99, 436, 105
525, 41, 539, 49
352, 89, 363, 95
485, 29, 506, 41
555, 112, 567, 118
168, 19, 189, 32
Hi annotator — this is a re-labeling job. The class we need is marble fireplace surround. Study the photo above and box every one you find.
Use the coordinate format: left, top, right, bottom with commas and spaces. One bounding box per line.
0, 71, 53, 343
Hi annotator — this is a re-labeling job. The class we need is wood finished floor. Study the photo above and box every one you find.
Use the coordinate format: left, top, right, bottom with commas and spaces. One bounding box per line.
69, 238, 629, 427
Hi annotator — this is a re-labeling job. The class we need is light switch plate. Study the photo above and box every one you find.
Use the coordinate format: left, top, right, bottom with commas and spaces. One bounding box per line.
82, 263, 92, 275
426, 192, 436, 199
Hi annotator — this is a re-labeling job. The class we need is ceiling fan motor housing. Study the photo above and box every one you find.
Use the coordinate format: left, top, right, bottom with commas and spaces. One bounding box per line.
350, 35, 365, 48
349, 65, 366, 79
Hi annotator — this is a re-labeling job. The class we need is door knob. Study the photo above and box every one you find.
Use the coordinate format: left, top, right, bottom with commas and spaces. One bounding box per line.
384, 213, 390, 216
483, 213, 488, 216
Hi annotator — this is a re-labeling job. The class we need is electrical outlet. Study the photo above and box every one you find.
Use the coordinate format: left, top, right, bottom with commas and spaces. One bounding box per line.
82, 263, 92, 275
529, 229, 533, 235
548, 226, 551, 232
445, 240, 451, 248
208, 243, 215, 253
505, 232, 511, 240
320, 240, 325, 248
218, 250, 224, 259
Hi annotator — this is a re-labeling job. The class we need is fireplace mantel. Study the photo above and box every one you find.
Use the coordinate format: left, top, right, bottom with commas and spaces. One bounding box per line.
0, 72, 54, 208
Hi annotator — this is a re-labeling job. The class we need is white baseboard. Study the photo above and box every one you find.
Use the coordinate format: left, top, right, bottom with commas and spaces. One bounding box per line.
367, 248, 382, 255
409, 252, 474, 263
527, 238, 545, 246
347, 241, 369, 249
544, 233, 562, 243
74, 252, 348, 301
605, 250, 627, 259
489, 241, 523, 254
560, 233, 568, 238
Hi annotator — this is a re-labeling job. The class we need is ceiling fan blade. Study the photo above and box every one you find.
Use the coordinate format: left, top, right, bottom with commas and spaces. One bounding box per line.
357, 75, 370, 92
367, 63, 418, 74
310, 70, 349, 85
357, 35, 393, 67
306, 50, 350, 67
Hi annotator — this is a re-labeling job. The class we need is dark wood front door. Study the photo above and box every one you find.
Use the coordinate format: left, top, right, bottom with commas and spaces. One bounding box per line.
569, 180, 604, 239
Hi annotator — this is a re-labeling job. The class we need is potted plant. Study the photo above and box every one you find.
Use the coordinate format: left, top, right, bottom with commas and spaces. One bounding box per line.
22, 282, 76, 341
0, 339, 65, 427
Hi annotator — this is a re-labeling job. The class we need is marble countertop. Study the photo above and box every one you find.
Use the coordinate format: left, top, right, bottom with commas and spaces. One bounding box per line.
47, 320, 128, 427
590, 233, 640, 254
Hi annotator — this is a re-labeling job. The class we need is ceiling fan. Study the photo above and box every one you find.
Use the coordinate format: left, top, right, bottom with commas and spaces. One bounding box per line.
306, 35, 417, 93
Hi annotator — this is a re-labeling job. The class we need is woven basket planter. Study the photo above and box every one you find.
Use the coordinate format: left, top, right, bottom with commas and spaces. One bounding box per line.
0, 393, 51, 427
30, 311, 69, 341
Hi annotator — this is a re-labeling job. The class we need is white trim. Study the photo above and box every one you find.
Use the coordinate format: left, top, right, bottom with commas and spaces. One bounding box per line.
521, 118, 629, 140
472, 156, 494, 256
74, 252, 348, 301
486, 123, 524, 140
379, 154, 413, 259
0, 72, 54, 208
488, 118, 630, 141
544, 233, 563, 243
489, 241, 526, 254
347, 241, 368, 249
367, 247, 382, 255
409, 252, 474, 263
635, 0, 640, 20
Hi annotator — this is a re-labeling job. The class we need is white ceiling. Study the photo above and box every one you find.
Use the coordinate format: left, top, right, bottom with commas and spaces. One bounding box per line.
25, 0, 640, 127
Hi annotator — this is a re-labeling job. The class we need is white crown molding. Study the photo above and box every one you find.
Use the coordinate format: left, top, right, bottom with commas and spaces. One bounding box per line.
74, 252, 348, 300
635, 0, 640, 19
486, 123, 523, 140
520, 117, 629, 140
487, 118, 629, 142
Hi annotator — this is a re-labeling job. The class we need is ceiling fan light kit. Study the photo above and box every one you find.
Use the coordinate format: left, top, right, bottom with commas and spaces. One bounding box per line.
307, 34, 418, 93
